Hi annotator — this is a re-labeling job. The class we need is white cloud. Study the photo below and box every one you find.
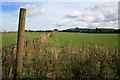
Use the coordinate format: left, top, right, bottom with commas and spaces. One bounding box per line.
55, 19, 69, 27
63, 3, 118, 29
86, 4, 118, 22
74, 21, 89, 27
103, 11, 118, 22
92, 21, 118, 29
66, 10, 81, 18
19, 4, 46, 16
79, 16, 96, 22
73, 20, 118, 29
3, 2, 118, 31
93, 15, 105, 22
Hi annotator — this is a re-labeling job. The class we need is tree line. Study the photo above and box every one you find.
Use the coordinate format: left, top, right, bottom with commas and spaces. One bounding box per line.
61, 27, 120, 33
2, 27, 120, 33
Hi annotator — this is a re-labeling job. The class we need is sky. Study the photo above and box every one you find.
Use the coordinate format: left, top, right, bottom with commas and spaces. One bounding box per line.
1, 1, 119, 31
1, 0, 120, 2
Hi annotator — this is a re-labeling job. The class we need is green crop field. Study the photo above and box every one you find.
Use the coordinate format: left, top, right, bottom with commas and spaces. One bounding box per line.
2, 32, 119, 49
2, 32, 119, 78
2, 32, 46, 46
47, 32, 119, 49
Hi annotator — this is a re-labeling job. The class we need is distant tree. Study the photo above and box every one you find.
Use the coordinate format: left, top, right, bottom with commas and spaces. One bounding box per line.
95, 28, 99, 33
114, 29, 120, 33
25, 30, 28, 32
54, 29, 59, 32
74, 27, 80, 32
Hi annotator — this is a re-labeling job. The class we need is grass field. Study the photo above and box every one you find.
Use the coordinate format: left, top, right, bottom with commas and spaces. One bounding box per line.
2, 32, 120, 78
2, 32, 46, 46
47, 32, 119, 49
2, 32, 119, 49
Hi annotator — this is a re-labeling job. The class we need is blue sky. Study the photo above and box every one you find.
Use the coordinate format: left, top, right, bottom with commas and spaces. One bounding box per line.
1, 2, 118, 31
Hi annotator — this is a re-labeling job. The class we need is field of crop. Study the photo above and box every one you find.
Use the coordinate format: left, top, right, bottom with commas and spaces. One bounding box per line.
2, 32, 119, 49
2, 32, 120, 79
47, 32, 119, 49
2, 32, 47, 46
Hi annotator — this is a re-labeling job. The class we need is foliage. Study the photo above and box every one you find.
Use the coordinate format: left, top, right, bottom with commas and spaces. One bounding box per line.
2, 35, 120, 79
61, 27, 120, 33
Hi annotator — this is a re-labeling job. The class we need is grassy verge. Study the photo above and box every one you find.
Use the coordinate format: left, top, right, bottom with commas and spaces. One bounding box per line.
2, 35, 120, 79
2, 32, 47, 46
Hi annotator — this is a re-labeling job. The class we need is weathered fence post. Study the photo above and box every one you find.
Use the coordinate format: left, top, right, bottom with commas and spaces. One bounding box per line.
15, 8, 26, 78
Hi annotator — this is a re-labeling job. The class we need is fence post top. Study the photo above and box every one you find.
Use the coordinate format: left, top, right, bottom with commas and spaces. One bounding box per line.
20, 8, 26, 11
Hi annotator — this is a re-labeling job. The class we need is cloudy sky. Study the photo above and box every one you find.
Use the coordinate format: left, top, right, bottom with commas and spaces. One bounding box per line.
1, 2, 119, 31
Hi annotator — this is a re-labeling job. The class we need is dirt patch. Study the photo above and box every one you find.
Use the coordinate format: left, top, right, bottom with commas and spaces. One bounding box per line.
38, 32, 52, 43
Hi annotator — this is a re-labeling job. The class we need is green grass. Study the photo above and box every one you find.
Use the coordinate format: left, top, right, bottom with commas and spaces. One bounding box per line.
2, 32, 46, 46
47, 32, 119, 49
2, 32, 119, 78
2, 32, 119, 49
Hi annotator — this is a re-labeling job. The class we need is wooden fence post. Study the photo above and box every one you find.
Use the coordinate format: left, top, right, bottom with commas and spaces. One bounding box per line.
15, 8, 26, 78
